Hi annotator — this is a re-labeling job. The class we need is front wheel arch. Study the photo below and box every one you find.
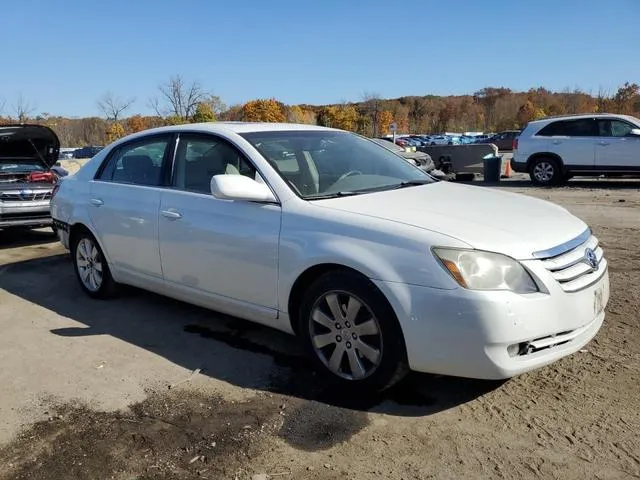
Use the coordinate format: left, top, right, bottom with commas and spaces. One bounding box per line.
297, 268, 408, 391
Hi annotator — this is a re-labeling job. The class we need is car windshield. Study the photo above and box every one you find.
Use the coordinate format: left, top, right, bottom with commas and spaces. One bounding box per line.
370, 138, 404, 153
0, 162, 43, 173
240, 130, 433, 199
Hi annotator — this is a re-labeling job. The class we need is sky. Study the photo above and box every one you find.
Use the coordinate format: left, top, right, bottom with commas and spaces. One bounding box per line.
1, 0, 638, 118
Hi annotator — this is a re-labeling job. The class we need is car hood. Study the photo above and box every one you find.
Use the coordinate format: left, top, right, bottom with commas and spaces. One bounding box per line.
0, 124, 60, 169
313, 182, 587, 260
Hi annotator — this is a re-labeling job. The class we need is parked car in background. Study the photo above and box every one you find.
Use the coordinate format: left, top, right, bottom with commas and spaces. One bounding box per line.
58, 148, 76, 159
73, 145, 104, 158
369, 138, 435, 172
0, 124, 63, 231
52, 122, 609, 392
512, 114, 640, 185
428, 135, 453, 145
480, 130, 521, 151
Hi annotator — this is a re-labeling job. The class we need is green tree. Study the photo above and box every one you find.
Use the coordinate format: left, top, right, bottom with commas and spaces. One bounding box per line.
191, 102, 216, 123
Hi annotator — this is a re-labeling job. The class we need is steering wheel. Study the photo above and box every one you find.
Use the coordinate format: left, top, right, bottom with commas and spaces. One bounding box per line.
337, 170, 363, 182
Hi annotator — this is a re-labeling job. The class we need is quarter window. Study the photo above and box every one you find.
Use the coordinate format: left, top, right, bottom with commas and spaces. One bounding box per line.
173, 135, 257, 194
98, 136, 170, 186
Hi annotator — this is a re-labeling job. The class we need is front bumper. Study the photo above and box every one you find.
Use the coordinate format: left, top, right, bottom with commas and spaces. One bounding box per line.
0, 200, 52, 228
373, 267, 609, 379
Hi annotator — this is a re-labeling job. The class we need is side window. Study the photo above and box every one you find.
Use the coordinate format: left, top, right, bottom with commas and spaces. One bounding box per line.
610, 120, 635, 137
537, 121, 565, 136
537, 119, 596, 137
97, 136, 170, 186
173, 135, 257, 194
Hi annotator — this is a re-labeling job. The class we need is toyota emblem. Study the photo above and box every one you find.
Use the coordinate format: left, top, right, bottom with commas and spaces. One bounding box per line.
584, 248, 598, 270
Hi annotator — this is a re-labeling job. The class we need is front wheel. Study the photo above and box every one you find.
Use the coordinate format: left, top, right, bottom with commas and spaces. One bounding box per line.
298, 270, 408, 392
529, 157, 564, 186
72, 231, 117, 298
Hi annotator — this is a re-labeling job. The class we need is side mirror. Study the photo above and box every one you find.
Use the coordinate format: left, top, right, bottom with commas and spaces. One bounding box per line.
629, 128, 640, 137
210, 174, 277, 203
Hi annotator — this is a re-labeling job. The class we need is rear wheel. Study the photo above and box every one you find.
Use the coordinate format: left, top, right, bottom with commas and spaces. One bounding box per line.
72, 231, 117, 298
298, 270, 408, 392
529, 157, 564, 186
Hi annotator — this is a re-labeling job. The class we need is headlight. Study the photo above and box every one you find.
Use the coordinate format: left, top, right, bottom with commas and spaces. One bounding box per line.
433, 248, 538, 293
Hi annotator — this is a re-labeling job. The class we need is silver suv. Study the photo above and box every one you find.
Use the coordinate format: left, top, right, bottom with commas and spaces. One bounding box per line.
512, 114, 640, 185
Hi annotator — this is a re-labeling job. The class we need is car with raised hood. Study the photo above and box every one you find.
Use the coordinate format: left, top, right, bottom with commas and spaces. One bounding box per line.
0, 124, 63, 230
51, 122, 609, 392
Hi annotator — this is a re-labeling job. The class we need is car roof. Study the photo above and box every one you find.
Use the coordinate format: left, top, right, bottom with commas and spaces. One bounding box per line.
528, 113, 638, 125
107, 122, 340, 148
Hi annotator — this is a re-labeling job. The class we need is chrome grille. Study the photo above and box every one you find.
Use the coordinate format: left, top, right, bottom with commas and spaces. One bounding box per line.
0, 190, 52, 202
538, 231, 607, 292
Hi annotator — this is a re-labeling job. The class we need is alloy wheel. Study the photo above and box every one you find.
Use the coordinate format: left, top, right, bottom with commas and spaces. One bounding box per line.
533, 161, 555, 182
309, 291, 383, 381
76, 237, 103, 292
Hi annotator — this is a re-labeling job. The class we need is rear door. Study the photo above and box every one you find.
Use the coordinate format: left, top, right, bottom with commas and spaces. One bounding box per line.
595, 118, 640, 169
89, 134, 172, 280
536, 118, 598, 168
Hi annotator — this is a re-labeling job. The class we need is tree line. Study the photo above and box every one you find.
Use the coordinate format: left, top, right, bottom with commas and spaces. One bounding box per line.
1, 76, 638, 147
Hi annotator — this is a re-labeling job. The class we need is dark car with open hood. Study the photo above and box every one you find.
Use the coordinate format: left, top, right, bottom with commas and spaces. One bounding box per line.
0, 124, 63, 231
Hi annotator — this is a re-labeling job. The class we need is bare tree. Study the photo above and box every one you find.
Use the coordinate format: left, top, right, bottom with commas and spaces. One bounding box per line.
361, 92, 383, 136
97, 91, 135, 122
150, 75, 209, 121
13, 93, 36, 123
596, 86, 611, 113
474, 87, 511, 130
0, 97, 5, 117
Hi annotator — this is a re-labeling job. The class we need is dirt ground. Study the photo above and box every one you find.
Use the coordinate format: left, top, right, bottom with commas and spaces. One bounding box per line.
0, 178, 639, 480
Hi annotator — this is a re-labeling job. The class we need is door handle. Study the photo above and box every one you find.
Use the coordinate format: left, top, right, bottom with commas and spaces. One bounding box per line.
598, 141, 610, 146
552, 140, 561, 145
161, 209, 182, 220
90, 198, 104, 206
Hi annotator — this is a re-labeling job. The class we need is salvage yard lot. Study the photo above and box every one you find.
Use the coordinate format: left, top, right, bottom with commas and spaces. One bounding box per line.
0, 180, 639, 480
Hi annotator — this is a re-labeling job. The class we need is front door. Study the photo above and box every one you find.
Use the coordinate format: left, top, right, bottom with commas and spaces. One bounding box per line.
596, 118, 640, 170
89, 134, 172, 280
158, 133, 281, 315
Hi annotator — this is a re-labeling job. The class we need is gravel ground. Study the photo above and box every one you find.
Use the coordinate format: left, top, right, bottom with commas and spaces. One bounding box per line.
0, 178, 638, 480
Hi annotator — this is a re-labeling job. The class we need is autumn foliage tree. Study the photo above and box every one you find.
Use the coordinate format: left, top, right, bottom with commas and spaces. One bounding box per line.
240, 99, 286, 122
377, 110, 394, 135
126, 115, 147, 133
106, 123, 125, 142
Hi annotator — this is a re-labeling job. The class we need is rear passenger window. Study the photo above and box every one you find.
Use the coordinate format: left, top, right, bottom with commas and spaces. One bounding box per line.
98, 136, 170, 186
537, 119, 597, 137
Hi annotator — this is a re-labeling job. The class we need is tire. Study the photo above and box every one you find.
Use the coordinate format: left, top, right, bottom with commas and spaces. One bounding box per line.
298, 270, 408, 392
529, 157, 564, 186
71, 231, 117, 299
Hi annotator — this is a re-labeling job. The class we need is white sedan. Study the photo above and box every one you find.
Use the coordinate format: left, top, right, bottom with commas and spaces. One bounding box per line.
51, 123, 609, 392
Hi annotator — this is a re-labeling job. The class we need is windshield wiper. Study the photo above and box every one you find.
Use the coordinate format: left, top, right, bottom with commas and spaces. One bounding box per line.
395, 179, 433, 187
363, 179, 433, 193
306, 191, 363, 200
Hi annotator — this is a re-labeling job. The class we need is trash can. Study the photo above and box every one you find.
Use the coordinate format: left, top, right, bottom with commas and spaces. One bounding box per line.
482, 154, 502, 183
